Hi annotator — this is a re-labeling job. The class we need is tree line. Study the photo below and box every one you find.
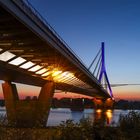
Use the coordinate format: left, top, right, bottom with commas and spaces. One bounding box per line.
0, 98, 140, 109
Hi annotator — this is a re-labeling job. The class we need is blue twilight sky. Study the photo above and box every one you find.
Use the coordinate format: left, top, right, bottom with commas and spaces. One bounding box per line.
25, 0, 140, 100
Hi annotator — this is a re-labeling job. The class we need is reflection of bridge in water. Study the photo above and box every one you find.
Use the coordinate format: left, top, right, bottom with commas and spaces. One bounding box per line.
0, 0, 114, 127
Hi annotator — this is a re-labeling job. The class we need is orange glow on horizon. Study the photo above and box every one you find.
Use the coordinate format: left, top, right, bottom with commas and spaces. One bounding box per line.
0, 90, 140, 101
0, 81, 140, 100
112, 85, 140, 101
53, 92, 93, 99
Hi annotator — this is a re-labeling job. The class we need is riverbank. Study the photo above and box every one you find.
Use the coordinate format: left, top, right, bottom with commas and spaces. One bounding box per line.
0, 111, 140, 140
1, 99, 140, 110
0, 126, 121, 140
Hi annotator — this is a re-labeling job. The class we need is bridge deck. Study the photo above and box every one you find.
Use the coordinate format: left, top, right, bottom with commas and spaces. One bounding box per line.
0, 0, 110, 98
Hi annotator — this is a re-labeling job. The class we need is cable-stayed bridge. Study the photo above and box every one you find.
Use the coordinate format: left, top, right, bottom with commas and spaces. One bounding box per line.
0, 0, 114, 127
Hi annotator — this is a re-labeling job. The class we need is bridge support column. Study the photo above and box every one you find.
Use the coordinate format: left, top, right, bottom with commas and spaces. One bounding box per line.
2, 81, 54, 127
36, 81, 55, 126
93, 98, 114, 125
2, 81, 19, 126
93, 98, 104, 109
93, 98, 114, 109
104, 98, 114, 109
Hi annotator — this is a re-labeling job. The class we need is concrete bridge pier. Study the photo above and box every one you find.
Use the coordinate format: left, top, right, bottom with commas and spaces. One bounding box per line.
93, 98, 114, 109
2, 81, 54, 127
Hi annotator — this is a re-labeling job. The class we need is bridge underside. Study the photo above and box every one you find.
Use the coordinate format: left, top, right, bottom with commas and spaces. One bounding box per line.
0, 2, 109, 98
0, 0, 112, 127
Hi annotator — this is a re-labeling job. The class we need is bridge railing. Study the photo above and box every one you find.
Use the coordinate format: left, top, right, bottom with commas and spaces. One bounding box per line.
12, 0, 87, 69
11, 0, 102, 87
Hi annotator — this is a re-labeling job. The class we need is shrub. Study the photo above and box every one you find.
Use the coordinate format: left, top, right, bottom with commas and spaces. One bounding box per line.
119, 111, 140, 139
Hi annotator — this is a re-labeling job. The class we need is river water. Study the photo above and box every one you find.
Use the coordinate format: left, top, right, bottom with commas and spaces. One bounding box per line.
47, 108, 139, 126
0, 107, 139, 126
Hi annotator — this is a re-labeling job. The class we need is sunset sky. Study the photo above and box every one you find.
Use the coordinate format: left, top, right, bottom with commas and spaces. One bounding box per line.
1, 0, 140, 100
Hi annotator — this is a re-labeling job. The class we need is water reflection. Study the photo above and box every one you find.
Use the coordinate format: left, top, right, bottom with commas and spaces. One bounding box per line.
106, 110, 113, 125
94, 109, 113, 125
1, 108, 139, 126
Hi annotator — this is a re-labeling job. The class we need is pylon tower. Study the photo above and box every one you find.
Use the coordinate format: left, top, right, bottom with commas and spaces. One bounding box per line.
98, 42, 113, 98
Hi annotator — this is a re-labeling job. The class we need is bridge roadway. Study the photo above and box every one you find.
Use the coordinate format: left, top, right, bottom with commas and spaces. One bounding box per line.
0, 0, 111, 99
0, 0, 114, 127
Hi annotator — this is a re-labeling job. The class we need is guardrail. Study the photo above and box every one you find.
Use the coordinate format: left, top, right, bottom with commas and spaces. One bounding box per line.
15, 0, 87, 69
11, 0, 102, 86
